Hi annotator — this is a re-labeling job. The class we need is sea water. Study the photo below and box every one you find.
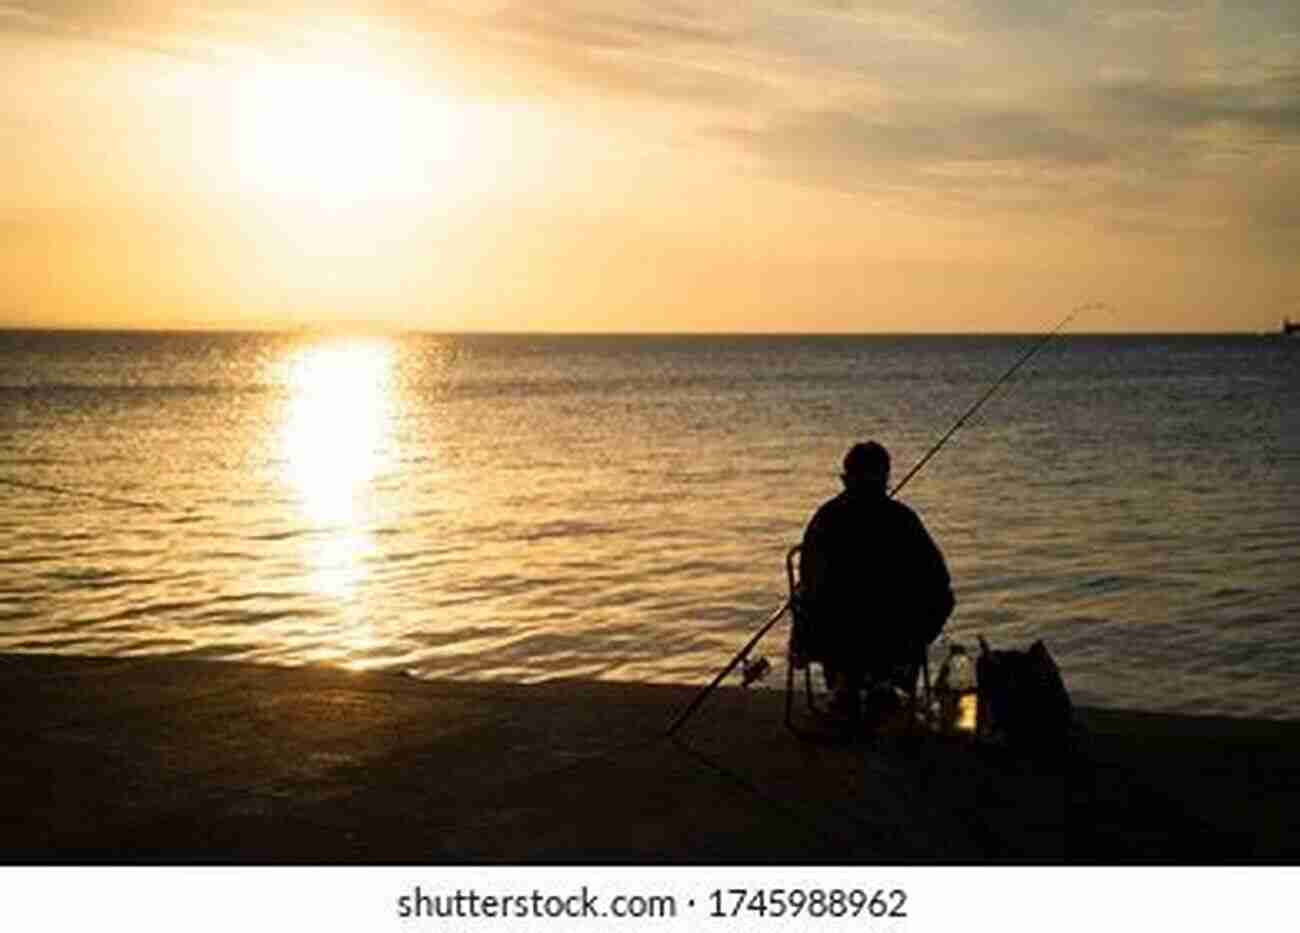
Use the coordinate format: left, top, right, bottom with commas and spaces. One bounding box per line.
2, 331, 1296, 719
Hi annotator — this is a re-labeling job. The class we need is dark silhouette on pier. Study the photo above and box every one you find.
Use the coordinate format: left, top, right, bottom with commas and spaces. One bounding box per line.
795, 441, 954, 722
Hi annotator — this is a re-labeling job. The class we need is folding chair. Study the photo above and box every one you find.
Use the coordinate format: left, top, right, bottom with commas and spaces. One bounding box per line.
783, 544, 933, 734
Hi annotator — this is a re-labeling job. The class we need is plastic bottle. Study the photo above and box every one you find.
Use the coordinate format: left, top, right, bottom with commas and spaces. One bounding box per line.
935, 643, 977, 732
946, 644, 976, 694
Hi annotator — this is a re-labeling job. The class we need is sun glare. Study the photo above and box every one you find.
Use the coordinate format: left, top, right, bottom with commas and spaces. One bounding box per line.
231, 55, 470, 206
282, 338, 395, 524
279, 338, 396, 598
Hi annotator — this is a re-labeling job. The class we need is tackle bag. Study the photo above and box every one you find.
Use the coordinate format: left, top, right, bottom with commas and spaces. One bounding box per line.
975, 637, 1075, 745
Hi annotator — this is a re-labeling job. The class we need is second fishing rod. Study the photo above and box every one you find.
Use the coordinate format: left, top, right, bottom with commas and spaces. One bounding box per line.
666, 304, 1102, 736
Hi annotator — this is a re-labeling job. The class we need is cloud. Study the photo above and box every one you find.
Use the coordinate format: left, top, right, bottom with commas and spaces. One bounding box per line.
743, 105, 1112, 171
1092, 74, 1300, 138
486, 3, 737, 51
1098, 7, 1198, 32
727, 56, 1300, 236
4, 0, 1299, 238
0, 2, 764, 103
0, 1, 254, 62
463, 2, 763, 106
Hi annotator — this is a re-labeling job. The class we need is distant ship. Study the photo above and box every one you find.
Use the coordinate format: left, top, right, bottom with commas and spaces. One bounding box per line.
1284, 318, 1300, 337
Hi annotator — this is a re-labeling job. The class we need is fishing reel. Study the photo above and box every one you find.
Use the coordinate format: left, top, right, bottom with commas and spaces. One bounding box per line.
741, 654, 771, 687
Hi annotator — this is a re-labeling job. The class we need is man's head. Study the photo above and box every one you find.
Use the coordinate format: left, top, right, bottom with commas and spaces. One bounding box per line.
841, 441, 890, 492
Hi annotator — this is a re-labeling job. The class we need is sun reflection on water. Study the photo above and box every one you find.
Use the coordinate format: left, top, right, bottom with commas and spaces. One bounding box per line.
280, 337, 396, 602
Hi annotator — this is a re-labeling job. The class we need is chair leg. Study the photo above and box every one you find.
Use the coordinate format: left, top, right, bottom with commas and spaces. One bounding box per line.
784, 647, 795, 731
914, 653, 933, 731
805, 664, 821, 714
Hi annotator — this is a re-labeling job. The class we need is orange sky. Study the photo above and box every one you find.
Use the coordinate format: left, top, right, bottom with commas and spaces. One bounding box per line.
2, 2, 1298, 332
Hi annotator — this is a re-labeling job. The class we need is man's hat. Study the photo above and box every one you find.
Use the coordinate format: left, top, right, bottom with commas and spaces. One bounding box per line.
842, 441, 890, 482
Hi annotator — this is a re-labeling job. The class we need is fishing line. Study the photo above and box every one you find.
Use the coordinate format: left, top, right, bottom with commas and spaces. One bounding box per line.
667, 733, 895, 849
668, 303, 1108, 736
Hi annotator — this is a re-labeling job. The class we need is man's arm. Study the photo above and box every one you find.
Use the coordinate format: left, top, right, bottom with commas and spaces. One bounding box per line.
907, 509, 954, 643
798, 508, 828, 601
801, 495, 852, 611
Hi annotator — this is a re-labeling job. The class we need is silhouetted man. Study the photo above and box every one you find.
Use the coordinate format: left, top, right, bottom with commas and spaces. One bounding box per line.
797, 441, 954, 718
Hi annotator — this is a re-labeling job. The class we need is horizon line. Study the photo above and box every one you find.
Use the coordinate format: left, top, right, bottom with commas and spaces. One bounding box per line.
0, 325, 1284, 338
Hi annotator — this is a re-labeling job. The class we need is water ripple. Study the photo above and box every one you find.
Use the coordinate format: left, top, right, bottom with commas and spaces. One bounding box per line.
2, 333, 1298, 719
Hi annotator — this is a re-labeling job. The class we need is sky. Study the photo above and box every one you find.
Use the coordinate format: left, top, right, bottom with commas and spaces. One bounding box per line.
1, 1, 1298, 332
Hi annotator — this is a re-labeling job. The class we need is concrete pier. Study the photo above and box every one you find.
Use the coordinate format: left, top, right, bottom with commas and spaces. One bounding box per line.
3, 653, 1298, 863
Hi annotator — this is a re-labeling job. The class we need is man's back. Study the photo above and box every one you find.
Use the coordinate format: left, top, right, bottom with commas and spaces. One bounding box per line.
796, 440, 954, 704
800, 489, 953, 657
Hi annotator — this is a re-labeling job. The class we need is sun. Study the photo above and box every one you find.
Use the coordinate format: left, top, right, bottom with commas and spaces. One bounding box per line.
230, 54, 466, 206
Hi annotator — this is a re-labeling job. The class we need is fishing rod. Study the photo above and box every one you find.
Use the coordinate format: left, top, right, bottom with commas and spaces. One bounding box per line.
888, 303, 1103, 495
667, 303, 1103, 736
